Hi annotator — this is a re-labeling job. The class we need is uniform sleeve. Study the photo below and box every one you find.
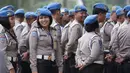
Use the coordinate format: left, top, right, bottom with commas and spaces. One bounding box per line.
0, 33, 14, 70
65, 24, 81, 52
109, 27, 118, 50
111, 29, 120, 55
84, 36, 103, 65
75, 39, 82, 66
104, 23, 114, 37
29, 30, 38, 72
54, 25, 63, 72
18, 31, 29, 54
14, 24, 24, 41
61, 27, 68, 53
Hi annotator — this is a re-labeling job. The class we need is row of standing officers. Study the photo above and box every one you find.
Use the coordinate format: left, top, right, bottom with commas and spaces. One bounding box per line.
0, 2, 130, 73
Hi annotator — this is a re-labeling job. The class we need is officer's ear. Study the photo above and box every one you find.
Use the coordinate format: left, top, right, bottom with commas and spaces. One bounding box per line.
56, 10, 60, 15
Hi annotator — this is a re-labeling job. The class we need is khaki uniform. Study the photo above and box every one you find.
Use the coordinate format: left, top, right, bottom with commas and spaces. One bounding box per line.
13, 20, 25, 41
0, 26, 17, 70
65, 19, 83, 54
76, 32, 104, 66
0, 50, 8, 73
102, 19, 115, 49
112, 22, 130, 58
61, 21, 72, 54
109, 22, 121, 51
51, 19, 63, 72
29, 21, 63, 72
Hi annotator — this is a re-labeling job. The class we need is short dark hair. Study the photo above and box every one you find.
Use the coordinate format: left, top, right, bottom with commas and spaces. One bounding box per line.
37, 16, 53, 29
85, 20, 99, 32
0, 17, 11, 29
93, 8, 107, 14
15, 13, 24, 18
117, 14, 124, 19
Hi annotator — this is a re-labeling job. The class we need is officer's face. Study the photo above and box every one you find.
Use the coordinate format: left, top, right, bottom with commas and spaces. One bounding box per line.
120, 15, 125, 23
98, 12, 106, 22
62, 12, 70, 22
9, 16, 15, 28
111, 12, 117, 22
75, 11, 86, 23
26, 17, 36, 25
39, 16, 50, 28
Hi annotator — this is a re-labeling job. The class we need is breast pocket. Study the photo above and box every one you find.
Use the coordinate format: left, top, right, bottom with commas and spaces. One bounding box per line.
7, 39, 17, 51
39, 34, 50, 47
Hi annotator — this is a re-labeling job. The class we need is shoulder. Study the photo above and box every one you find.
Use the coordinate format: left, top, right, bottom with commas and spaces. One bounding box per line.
0, 32, 7, 42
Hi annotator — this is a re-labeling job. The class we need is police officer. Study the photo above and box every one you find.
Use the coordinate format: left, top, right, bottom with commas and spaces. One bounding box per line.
109, 8, 125, 52
111, 11, 130, 73
13, 9, 25, 41
75, 15, 104, 73
64, 5, 87, 73
102, 5, 121, 50
29, 8, 62, 73
105, 8, 125, 73
61, 9, 75, 54
0, 10, 17, 73
61, 8, 70, 28
47, 3, 63, 73
18, 12, 37, 73
61, 9, 75, 73
119, 5, 130, 29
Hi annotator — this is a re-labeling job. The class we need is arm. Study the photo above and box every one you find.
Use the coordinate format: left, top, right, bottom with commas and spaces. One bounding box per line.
65, 24, 81, 53
0, 33, 14, 70
29, 30, 38, 72
54, 25, 63, 73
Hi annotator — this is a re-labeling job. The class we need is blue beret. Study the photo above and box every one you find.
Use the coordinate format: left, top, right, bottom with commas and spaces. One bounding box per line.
123, 5, 130, 12
0, 5, 14, 11
84, 15, 98, 26
15, 9, 24, 15
36, 8, 52, 16
47, 2, 61, 10
61, 8, 69, 13
69, 9, 75, 16
93, 3, 108, 12
0, 10, 14, 17
74, 5, 87, 12
25, 12, 37, 19
112, 6, 122, 12
127, 11, 130, 17
106, 13, 111, 19
116, 8, 124, 16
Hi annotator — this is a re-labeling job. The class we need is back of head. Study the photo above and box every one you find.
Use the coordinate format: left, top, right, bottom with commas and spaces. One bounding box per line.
84, 15, 99, 32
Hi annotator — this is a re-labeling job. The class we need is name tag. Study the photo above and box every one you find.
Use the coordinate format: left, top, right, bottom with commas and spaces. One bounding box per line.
44, 55, 49, 60
37, 55, 42, 59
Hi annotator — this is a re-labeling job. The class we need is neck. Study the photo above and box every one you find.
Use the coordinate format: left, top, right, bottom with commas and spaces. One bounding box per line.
43, 26, 49, 31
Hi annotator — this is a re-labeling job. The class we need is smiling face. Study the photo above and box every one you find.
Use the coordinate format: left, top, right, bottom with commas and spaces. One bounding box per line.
75, 11, 87, 23
38, 16, 50, 28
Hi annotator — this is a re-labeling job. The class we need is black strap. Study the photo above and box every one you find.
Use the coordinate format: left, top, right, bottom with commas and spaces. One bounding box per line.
5, 28, 18, 47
